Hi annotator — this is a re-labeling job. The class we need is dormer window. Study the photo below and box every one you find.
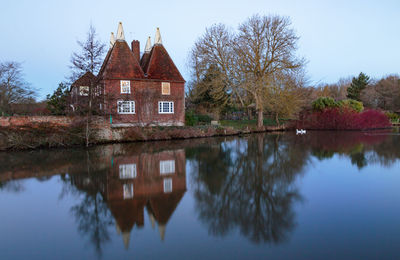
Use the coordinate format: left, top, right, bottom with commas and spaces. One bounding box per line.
79, 86, 89, 96
161, 82, 170, 95
120, 80, 131, 94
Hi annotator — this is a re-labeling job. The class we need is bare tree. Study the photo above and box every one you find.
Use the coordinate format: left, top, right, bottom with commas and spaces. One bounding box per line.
234, 15, 305, 127
69, 24, 106, 83
264, 70, 308, 125
69, 24, 106, 147
376, 75, 400, 111
189, 16, 305, 126
0, 61, 37, 115
329, 77, 352, 100
189, 24, 245, 109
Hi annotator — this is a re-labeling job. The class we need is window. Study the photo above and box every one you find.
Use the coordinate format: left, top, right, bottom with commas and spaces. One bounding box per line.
120, 80, 131, 94
94, 85, 101, 96
158, 101, 174, 114
163, 178, 172, 193
79, 86, 89, 96
160, 160, 175, 175
161, 82, 170, 95
119, 164, 137, 179
123, 183, 134, 199
117, 101, 135, 114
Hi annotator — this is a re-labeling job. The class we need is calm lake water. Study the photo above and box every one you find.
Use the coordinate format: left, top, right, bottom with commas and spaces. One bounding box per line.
0, 130, 400, 259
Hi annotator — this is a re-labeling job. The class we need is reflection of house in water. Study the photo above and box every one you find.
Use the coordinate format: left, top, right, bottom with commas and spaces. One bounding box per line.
0, 146, 186, 250
104, 148, 186, 248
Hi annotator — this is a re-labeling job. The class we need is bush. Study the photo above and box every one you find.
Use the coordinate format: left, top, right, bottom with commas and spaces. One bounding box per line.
185, 111, 199, 126
312, 97, 364, 113
354, 110, 392, 129
338, 99, 364, 112
297, 108, 391, 130
0, 122, 88, 150
197, 114, 213, 124
312, 97, 338, 111
385, 112, 399, 122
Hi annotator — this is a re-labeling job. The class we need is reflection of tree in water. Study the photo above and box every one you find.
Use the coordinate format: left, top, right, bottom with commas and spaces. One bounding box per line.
367, 132, 400, 167
60, 150, 114, 259
188, 134, 309, 244
307, 131, 400, 169
0, 180, 25, 192
70, 193, 113, 257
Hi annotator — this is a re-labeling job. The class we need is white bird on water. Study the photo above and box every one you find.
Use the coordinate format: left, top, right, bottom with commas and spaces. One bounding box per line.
296, 129, 307, 135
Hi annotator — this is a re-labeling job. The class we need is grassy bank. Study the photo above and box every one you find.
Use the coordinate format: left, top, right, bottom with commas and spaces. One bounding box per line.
220, 119, 290, 129
0, 123, 290, 151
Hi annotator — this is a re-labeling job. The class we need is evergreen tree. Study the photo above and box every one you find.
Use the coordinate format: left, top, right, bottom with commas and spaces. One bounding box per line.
46, 82, 69, 115
347, 72, 370, 101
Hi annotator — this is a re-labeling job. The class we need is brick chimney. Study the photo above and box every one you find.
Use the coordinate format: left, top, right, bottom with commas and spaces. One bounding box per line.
131, 40, 140, 62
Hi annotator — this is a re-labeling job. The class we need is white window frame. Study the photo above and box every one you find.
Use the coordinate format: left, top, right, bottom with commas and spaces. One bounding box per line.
117, 101, 135, 114
123, 183, 134, 199
119, 164, 137, 179
161, 82, 171, 95
79, 86, 89, 96
160, 160, 175, 175
163, 178, 172, 193
158, 101, 174, 114
94, 85, 101, 96
120, 80, 131, 94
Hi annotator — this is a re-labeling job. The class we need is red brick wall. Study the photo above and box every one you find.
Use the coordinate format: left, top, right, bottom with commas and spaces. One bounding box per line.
102, 79, 185, 126
107, 149, 186, 200
131, 40, 140, 63
0, 116, 73, 127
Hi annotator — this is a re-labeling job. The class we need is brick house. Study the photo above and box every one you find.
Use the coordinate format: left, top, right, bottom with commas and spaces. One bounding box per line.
69, 71, 96, 112
97, 22, 185, 126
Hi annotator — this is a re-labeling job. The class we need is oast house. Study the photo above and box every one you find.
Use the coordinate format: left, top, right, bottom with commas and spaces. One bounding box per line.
70, 22, 185, 126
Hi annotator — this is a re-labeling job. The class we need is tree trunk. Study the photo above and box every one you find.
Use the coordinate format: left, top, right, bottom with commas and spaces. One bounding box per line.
86, 80, 93, 148
247, 107, 252, 120
275, 112, 280, 126
257, 108, 263, 128
86, 116, 89, 147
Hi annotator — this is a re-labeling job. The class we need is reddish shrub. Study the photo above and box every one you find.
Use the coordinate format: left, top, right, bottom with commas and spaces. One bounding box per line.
297, 108, 391, 130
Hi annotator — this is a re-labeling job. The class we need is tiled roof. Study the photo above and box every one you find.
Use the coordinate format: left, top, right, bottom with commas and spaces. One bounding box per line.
71, 71, 96, 89
98, 41, 145, 80
145, 45, 185, 82
108, 198, 147, 232
140, 51, 151, 74
148, 190, 185, 224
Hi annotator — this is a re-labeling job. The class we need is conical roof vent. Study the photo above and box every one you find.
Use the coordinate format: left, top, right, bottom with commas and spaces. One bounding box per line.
110, 32, 115, 48
144, 36, 152, 53
122, 231, 131, 249
116, 22, 125, 41
154, 27, 162, 45
158, 224, 166, 241
115, 222, 121, 235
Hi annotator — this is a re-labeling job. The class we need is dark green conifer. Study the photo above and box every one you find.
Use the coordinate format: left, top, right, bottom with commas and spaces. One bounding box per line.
347, 72, 370, 101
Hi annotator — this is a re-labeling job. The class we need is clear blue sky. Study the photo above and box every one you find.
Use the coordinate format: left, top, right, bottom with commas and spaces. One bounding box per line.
1, 0, 399, 100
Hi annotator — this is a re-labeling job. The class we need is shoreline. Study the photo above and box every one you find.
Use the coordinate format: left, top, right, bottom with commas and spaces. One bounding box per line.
0, 124, 289, 151
0, 123, 396, 152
